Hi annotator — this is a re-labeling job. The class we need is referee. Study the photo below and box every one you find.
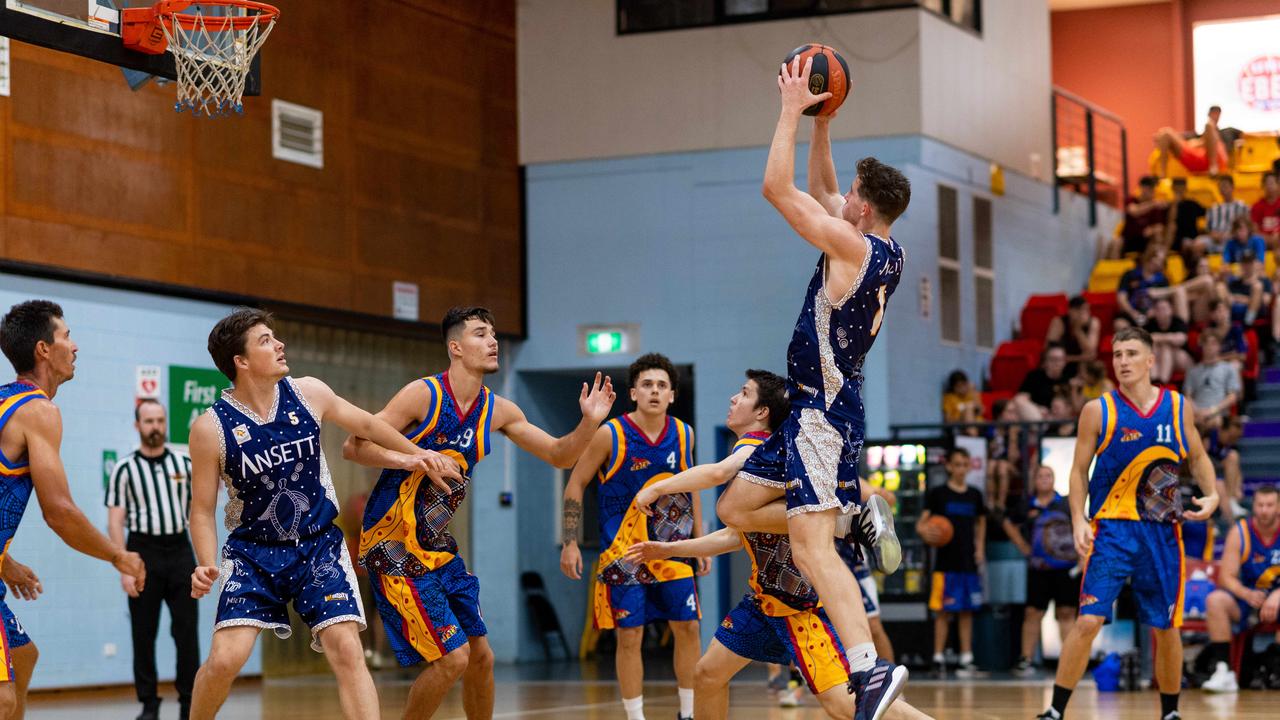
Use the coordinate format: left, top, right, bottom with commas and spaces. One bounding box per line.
107, 400, 198, 720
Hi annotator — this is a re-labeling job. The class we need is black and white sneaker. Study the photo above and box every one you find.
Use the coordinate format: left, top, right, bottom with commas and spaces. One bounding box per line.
849, 658, 908, 720
847, 494, 901, 574
1034, 710, 1062, 720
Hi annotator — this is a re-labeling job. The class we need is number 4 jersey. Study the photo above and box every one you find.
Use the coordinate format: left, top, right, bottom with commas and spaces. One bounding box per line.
594, 414, 695, 586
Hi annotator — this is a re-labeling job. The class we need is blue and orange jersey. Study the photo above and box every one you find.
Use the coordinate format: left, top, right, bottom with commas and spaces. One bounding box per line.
1088, 388, 1188, 523
733, 431, 769, 454
594, 413, 695, 586
1235, 518, 1280, 592
0, 382, 45, 566
741, 530, 819, 617
360, 372, 494, 576
1182, 520, 1217, 562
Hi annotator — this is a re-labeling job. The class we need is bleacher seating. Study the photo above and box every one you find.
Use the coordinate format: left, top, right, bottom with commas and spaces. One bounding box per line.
1088, 259, 1133, 292
1018, 294, 1068, 342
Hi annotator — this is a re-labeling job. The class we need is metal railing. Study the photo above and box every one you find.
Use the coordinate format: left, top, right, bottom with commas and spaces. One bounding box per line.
1052, 87, 1128, 228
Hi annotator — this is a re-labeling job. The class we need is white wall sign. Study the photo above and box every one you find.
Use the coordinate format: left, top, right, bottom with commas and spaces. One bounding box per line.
1193, 16, 1280, 132
135, 365, 161, 400
392, 281, 419, 321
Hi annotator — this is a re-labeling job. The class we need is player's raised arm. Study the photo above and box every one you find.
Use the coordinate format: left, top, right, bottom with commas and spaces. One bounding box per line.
1068, 399, 1103, 557
808, 114, 844, 217
625, 527, 744, 564
1179, 398, 1221, 521
187, 412, 222, 599
494, 372, 615, 469
295, 376, 461, 490
763, 56, 866, 265
634, 444, 754, 517
559, 426, 613, 580
22, 400, 146, 588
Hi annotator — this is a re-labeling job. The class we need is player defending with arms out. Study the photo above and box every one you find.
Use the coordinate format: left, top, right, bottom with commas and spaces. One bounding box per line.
1201, 484, 1280, 692
186, 309, 460, 720
715, 55, 911, 719
1037, 326, 1219, 720
344, 306, 615, 719
560, 353, 702, 720
0, 301, 147, 719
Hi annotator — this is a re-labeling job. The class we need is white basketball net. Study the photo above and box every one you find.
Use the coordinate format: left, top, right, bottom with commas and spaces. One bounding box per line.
157, 6, 277, 117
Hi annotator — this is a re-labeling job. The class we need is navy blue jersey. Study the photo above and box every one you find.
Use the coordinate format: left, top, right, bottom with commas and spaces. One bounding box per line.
211, 378, 338, 543
787, 235, 904, 419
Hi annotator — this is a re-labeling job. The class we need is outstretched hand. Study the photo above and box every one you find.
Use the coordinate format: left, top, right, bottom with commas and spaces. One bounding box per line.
778, 55, 832, 114
410, 450, 464, 494
1183, 492, 1219, 522
1, 559, 42, 601
580, 373, 616, 425
625, 541, 672, 565
634, 486, 659, 517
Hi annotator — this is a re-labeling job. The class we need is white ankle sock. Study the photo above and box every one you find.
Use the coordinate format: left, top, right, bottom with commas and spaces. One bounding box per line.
834, 506, 856, 537
846, 642, 877, 673
622, 695, 645, 720
677, 687, 694, 718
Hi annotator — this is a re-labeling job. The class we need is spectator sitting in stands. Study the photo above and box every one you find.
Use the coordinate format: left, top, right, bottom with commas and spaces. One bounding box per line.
1204, 298, 1249, 366
1117, 245, 1186, 325
1013, 343, 1074, 421
1183, 331, 1241, 430
1204, 175, 1250, 253
1166, 177, 1207, 263
1144, 297, 1192, 384
1223, 215, 1267, 268
942, 369, 984, 436
1203, 415, 1246, 518
1251, 172, 1280, 251
1154, 105, 1228, 177
1111, 175, 1167, 258
1045, 295, 1099, 375
987, 399, 1022, 511
1070, 360, 1113, 414
1046, 392, 1076, 437
1226, 253, 1271, 326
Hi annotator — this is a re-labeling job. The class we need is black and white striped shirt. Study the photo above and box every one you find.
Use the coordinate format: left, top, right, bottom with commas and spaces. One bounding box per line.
105, 447, 193, 535
1206, 199, 1248, 236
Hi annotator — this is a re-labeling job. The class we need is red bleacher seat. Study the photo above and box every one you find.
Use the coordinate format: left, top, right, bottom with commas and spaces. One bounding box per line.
1019, 294, 1069, 342
989, 340, 1042, 393
1097, 334, 1117, 384
1082, 291, 1118, 332
980, 390, 1014, 421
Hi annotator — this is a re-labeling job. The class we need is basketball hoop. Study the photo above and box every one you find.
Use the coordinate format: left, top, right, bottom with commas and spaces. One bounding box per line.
122, 1, 279, 117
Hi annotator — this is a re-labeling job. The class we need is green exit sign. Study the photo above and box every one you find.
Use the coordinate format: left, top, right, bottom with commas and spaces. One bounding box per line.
579, 324, 635, 356
586, 331, 624, 354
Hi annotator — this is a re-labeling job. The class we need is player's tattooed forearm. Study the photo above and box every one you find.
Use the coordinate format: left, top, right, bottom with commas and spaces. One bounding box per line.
562, 498, 582, 544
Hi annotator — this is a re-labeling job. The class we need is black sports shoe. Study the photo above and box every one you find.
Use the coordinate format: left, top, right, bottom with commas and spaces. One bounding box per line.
136, 701, 161, 720
1034, 711, 1062, 720
849, 658, 908, 720
848, 494, 901, 574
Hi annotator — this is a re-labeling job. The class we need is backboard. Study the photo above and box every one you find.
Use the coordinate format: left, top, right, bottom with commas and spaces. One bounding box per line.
0, 0, 260, 94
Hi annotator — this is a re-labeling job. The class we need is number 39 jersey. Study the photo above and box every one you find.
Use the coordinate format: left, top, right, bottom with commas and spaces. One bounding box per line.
1089, 388, 1189, 524
594, 414, 695, 586
360, 372, 494, 577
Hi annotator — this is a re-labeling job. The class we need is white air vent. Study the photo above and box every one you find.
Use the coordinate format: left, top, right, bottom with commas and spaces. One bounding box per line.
272, 99, 323, 168
0, 39, 10, 97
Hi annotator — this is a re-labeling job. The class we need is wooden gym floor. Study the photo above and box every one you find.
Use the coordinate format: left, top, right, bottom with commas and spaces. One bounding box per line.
21, 664, 1279, 719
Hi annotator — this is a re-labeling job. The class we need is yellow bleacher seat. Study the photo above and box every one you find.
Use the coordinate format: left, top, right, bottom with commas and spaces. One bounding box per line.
1234, 133, 1280, 174
1208, 253, 1276, 278
1088, 259, 1134, 293
1208, 254, 1222, 274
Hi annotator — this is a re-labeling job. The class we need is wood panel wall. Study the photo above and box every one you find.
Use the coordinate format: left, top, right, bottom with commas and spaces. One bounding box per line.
0, 0, 523, 334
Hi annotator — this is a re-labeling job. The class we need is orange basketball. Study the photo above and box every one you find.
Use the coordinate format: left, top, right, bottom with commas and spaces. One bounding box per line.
921, 515, 955, 548
781, 44, 851, 117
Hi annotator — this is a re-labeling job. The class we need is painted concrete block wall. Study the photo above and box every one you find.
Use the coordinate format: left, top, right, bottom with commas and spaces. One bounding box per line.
518, 1, 1054, 179
0, 273, 262, 688
508, 133, 1112, 660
